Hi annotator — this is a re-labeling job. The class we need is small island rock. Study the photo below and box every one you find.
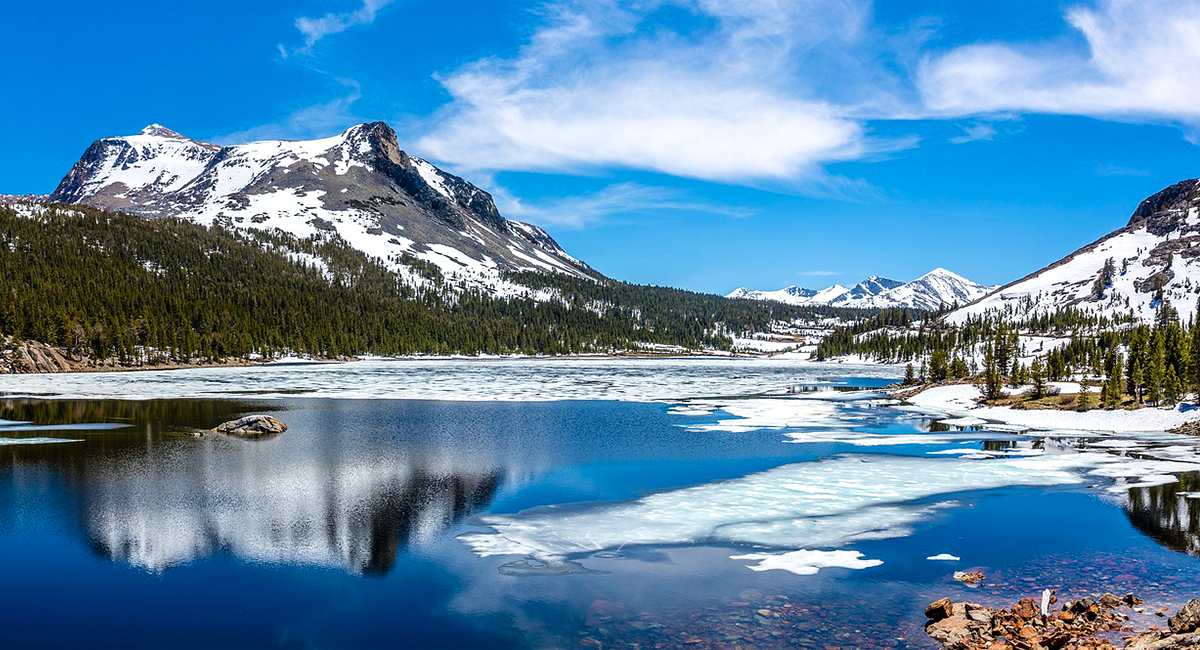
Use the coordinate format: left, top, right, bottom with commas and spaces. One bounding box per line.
213, 415, 287, 438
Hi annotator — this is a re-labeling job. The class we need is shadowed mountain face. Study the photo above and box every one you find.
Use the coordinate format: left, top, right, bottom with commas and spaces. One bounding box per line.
0, 399, 503, 575
49, 123, 595, 288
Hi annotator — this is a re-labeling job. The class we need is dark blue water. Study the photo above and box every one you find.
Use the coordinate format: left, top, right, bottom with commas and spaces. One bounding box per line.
0, 384, 1198, 649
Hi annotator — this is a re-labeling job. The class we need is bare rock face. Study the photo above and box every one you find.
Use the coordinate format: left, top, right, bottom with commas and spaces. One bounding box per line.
213, 415, 287, 438
0, 337, 79, 374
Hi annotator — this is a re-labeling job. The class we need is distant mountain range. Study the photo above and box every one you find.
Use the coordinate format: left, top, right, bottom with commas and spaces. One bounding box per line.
728, 268, 995, 311
946, 178, 1200, 325
48, 122, 595, 293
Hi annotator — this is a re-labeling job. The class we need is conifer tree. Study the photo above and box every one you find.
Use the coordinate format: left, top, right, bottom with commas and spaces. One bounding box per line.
1077, 379, 1092, 411
1149, 331, 1166, 405
976, 342, 1003, 401
1165, 364, 1182, 405
1030, 358, 1047, 399
1105, 352, 1124, 408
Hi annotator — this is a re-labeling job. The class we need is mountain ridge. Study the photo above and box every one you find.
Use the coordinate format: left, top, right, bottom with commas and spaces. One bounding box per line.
49, 122, 596, 294
945, 178, 1200, 324
729, 268, 994, 311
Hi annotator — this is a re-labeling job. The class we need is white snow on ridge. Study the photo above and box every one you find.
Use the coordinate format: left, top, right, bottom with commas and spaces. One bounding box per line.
946, 180, 1200, 325
946, 227, 1170, 324
730, 268, 994, 311
411, 157, 453, 200
49, 123, 595, 296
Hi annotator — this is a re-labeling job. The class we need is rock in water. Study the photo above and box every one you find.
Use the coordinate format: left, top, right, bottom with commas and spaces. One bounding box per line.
213, 415, 287, 438
925, 598, 954, 621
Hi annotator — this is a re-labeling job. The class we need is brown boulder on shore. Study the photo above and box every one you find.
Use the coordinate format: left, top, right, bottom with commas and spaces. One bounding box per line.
213, 415, 287, 438
924, 592, 1152, 649
1125, 599, 1200, 650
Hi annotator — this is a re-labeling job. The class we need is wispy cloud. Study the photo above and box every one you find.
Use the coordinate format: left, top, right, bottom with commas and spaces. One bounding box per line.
212, 81, 362, 144
949, 123, 997, 144
491, 182, 753, 229
1095, 161, 1149, 177
290, 0, 395, 53
919, 0, 1200, 133
797, 270, 841, 277
415, 0, 918, 190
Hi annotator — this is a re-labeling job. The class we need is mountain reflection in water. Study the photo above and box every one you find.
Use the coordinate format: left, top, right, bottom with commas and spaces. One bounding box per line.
0, 399, 503, 575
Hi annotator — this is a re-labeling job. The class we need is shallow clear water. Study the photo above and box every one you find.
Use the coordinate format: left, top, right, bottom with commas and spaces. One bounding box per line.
1, 361, 1200, 649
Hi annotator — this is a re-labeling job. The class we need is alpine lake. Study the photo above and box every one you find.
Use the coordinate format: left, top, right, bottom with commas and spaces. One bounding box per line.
1, 358, 1199, 649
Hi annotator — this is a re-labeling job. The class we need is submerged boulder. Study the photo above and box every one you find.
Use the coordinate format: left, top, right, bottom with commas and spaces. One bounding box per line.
213, 415, 287, 438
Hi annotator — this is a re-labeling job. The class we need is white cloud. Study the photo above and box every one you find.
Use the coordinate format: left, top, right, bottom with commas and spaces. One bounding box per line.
949, 123, 997, 144
213, 84, 361, 144
492, 181, 752, 229
919, 0, 1200, 130
797, 270, 841, 277
294, 0, 394, 50
415, 0, 913, 188
1095, 162, 1149, 177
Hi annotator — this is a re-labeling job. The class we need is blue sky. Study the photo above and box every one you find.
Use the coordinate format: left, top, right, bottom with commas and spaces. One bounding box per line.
3, 0, 1199, 293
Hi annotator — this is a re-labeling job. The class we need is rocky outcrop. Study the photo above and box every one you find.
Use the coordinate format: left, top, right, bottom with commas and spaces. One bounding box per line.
925, 592, 1143, 649
0, 335, 267, 374
212, 415, 288, 438
0, 338, 81, 373
1125, 599, 1200, 650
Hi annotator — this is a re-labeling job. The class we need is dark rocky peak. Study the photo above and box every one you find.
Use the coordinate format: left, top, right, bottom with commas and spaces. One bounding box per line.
1128, 178, 1200, 236
337, 122, 403, 163
851, 275, 903, 296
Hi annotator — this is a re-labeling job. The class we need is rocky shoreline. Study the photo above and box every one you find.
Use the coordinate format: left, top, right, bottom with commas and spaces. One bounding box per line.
926, 592, 1200, 649
0, 337, 264, 374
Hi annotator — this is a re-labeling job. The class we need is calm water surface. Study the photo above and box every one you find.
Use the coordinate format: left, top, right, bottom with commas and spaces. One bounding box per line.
1, 362, 1199, 649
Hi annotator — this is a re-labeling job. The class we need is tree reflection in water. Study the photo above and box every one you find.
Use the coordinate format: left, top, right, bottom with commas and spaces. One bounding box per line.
1125, 472, 1200, 557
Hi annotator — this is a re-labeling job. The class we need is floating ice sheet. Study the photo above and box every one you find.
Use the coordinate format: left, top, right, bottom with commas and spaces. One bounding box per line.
0, 358, 903, 401
0, 437, 83, 445
927, 553, 961, 561
678, 398, 850, 433
731, 549, 882, 575
458, 454, 1098, 563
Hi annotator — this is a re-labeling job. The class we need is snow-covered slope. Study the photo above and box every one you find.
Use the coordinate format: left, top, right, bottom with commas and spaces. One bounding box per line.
727, 285, 818, 302
49, 123, 595, 291
946, 179, 1200, 325
729, 269, 993, 311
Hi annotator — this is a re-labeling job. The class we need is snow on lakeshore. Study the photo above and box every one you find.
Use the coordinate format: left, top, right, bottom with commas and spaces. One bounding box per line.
908, 383, 1200, 433
0, 358, 901, 402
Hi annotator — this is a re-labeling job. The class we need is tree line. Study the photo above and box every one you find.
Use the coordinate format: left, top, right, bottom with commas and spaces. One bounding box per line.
0, 204, 881, 363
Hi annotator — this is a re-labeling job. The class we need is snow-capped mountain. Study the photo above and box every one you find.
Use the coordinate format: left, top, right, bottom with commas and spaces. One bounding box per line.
728, 269, 994, 311
946, 178, 1200, 325
727, 285, 819, 302
49, 123, 595, 290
